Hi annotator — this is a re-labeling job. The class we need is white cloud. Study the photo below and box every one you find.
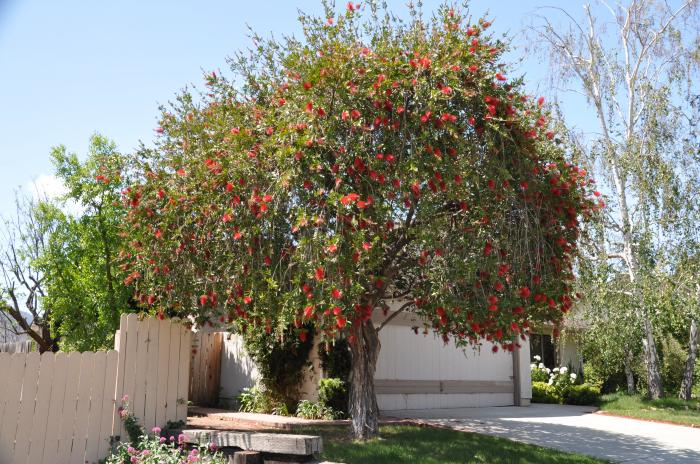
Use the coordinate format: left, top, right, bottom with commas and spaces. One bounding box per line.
25, 174, 83, 216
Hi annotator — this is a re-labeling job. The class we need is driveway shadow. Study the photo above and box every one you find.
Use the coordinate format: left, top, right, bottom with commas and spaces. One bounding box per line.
390, 405, 700, 463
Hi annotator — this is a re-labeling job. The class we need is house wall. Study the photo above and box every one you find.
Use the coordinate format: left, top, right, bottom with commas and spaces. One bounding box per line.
218, 333, 260, 409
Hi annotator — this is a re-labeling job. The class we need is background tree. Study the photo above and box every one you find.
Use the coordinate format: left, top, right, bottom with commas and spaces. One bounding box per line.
0, 196, 60, 353
123, 2, 599, 438
532, 0, 700, 398
37, 134, 135, 351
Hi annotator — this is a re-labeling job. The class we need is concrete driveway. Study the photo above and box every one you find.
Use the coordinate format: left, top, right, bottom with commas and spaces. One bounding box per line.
389, 404, 700, 463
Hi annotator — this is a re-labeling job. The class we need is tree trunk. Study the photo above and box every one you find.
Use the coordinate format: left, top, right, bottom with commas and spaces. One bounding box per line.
642, 316, 663, 399
349, 319, 381, 440
679, 319, 698, 401
624, 350, 636, 395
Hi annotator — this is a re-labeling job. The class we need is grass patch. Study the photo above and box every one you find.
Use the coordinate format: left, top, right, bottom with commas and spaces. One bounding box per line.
599, 392, 700, 426
293, 425, 608, 464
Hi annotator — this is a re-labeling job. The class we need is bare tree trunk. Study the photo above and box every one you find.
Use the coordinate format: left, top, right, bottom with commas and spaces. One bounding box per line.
642, 317, 664, 399
679, 318, 698, 401
349, 319, 381, 440
624, 350, 636, 395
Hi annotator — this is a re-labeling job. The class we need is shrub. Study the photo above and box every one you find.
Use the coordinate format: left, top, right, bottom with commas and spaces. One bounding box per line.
660, 335, 687, 395
563, 384, 600, 406
530, 355, 550, 383
242, 324, 314, 410
236, 387, 289, 415
295, 399, 339, 420
532, 381, 560, 403
318, 378, 348, 417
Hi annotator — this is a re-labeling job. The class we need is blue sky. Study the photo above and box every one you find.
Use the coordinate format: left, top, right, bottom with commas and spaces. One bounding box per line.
0, 0, 593, 220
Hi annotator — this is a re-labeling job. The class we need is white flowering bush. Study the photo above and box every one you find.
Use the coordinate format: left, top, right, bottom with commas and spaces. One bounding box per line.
530, 355, 551, 383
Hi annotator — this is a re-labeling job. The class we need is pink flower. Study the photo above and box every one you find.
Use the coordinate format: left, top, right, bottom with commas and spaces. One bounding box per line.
151, 426, 161, 435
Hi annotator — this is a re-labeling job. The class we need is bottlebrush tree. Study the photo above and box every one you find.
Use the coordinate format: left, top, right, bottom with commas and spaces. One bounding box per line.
121, 2, 600, 439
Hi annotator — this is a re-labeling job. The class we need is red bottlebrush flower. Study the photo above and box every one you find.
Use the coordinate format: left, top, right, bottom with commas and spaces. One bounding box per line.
346, 1, 354, 11
154, 229, 163, 239
332, 288, 342, 299
420, 111, 432, 123
468, 117, 476, 126
336, 316, 347, 329
513, 306, 524, 314
199, 295, 208, 306
341, 110, 349, 120
538, 96, 545, 107
315, 267, 325, 281
176, 168, 186, 176
222, 213, 232, 223
350, 109, 361, 119
327, 17, 334, 25
519, 286, 531, 299
410, 182, 421, 197
303, 81, 312, 90
488, 295, 498, 305
533, 275, 541, 285
362, 242, 371, 250
305, 102, 313, 112
303, 305, 314, 318
263, 194, 272, 202
340, 192, 360, 205
327, 244, 338, 253
244, 296, 253, 304
95, 174, 106, 182
494, 282, 504, 292
264, 256, 272, 266
487, 179, 496, 189
441, 86, 452, 95
299, 331, 308, 342
333, 306, 343, 316
492, 345, 499, 353
454, 174, 462, 184
483, 241, 493, 256
495, 73, 507, 81
225, 183, 234, 192
593, 190, 601, 197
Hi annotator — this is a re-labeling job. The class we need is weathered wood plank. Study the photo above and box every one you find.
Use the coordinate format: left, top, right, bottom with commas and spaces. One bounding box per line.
133, 317, 150, 426
183, 430, 323, 456
144, 318, 160, 431
98, 350, 119, 459
70, 352, 95, 464
0, 353, 26, 462
57, 352, 82, 463
155, 319, 171, 428
374, 378, 514, 394
27, 353, 55, 464
166, 322, 181, 423
176, 328, 191, 421
85, 351, 108, 463
13, 351, 40, 463
42, 352, 68, 464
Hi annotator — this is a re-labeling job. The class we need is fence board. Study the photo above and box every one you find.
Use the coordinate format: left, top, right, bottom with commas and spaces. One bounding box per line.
12, 351, 39, 463
85, 351, 108, 463
70, 352, 95, 463
98, 350, 119, 459
27, 353, 55, 464
176, 329, 191, 421
166, 323, 181, 423
0, 353, 10, 434
117, 314, 139, 441
42, 352, 68, 464
133, 318, 150, 425
155, 319, 171, 428
0, 354, 26, 462
57, 352, 82, 463
144, 318, 160, 431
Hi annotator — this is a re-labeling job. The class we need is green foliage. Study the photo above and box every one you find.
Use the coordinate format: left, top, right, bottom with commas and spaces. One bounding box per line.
599, 393, 700, 427
123, 1, 598, 355
38, 134, 135, 351
529, 356, 550, 383
295, 399, 340, 420
531, 381, 560, 404
235, 387, 289, 416
319, 339, 352, 381
660, 335, 687, 395
318, 377, 349, 417
563, 384, 600, 406
242, 324, 314, 409
117, 396, 144, 444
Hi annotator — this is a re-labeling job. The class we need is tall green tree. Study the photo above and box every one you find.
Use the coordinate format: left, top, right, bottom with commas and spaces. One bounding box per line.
38, 134, 135, 351
123, 2, 599, 438
533, 0, 700, 398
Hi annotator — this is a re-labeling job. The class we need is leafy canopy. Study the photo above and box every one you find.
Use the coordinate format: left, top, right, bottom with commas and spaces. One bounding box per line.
123, 2, 599, 351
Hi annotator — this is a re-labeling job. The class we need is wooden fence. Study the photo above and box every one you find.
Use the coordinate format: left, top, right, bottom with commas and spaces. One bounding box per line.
0, 340, 34, 353
189, 331, 223, 407
0, 314, 191, 464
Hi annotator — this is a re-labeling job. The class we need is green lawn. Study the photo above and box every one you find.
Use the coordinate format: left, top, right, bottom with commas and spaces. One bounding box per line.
598, 392, 700, 427
293, 425, 608, 464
